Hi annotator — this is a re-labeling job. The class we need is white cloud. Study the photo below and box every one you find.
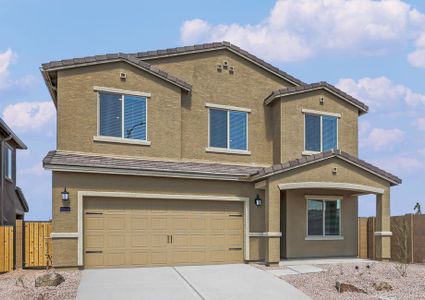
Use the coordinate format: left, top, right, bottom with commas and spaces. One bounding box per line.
372, 155, 423, 173
363, 128, 404, 151
2, 101, 55, 132
415, 117, 425, 131
180, 0, 425, 63
0, 48, 15, 90
336, 76, 425, 110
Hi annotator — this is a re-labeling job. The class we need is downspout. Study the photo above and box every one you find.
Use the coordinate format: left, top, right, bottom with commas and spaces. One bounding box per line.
0, 134, 13, 225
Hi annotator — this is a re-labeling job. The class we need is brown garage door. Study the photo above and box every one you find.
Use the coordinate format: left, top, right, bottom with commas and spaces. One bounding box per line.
83, 197, 244, 268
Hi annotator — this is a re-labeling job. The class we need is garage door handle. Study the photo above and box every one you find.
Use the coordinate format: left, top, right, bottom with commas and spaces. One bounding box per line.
229, 214, 242, 217
85, 212, 103, 215
228, 247, 242, 250
85, 250, 103, 254
171, 235, 173, 244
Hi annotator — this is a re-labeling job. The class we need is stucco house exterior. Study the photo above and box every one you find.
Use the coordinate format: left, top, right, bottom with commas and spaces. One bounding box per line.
0, 118, 29, 226
41, 41, 401, 268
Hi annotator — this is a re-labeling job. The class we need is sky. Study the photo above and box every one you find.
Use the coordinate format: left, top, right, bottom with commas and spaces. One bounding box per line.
1, 0, 425, 220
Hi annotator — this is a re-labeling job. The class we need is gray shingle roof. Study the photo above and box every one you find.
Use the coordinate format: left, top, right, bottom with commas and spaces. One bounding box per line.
41, 53, 192, 92
264, 82, 369, 114
15, 186, 29, 213
251, 149, 401, 185
43, 151, 261, 180
133, 41, 305, 86
43, 149, 401, 185
0, 118, 27, 149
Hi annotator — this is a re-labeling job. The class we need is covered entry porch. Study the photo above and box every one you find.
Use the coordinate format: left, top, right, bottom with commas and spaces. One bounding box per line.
251, 150, 401, 266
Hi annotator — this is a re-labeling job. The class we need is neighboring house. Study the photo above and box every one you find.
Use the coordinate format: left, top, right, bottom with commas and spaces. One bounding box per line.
41, 41, 401, 269
0, 118, 29, 226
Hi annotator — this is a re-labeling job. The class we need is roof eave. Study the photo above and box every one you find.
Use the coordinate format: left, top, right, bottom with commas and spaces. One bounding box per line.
264, 87, 369, 115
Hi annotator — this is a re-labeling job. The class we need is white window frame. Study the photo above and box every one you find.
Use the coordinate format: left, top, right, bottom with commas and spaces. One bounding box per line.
303, 111, 339, 155
305, 195, 343, 240
206, 105, 250, 155
5, 145, 13, 181
95, 90, 150, 146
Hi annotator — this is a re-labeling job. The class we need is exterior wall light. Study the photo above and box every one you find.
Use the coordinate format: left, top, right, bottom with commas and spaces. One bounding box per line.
255, 194, 262, 207
61, 187, 69, 201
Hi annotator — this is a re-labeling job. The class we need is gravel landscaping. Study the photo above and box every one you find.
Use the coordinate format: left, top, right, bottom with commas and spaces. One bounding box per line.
257, 262, 425, 299
0, 269, 80, 300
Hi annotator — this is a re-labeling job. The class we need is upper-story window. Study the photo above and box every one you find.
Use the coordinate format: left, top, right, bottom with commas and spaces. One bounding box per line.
99, 92, 147, 141
304, 112, 338, 152
209, 108, 248, 151
5, 145, 12, 180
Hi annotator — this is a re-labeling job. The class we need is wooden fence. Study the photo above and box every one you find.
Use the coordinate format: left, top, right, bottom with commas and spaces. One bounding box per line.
0, 221, 51, 272
0, 226, 14, 273
359, 214, 425, 263
24, 222, 52, 268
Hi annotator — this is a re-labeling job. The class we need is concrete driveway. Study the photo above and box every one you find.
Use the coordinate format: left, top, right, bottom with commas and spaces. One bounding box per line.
76, 264, 310, 300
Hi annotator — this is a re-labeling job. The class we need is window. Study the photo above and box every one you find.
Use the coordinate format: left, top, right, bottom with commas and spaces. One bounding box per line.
5, 146, 12, 180
307, 198, 341, 236
99, 92, 147, 141
305, 113, 337, 152
209, 108, 248, 151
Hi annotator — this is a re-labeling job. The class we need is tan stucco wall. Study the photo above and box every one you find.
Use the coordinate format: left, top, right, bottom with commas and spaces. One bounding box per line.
56, 50, 296, 166
284, 189, 358, 258
57, 62, 183, 159
280, 90, 359, 162
51, 171, 265, 266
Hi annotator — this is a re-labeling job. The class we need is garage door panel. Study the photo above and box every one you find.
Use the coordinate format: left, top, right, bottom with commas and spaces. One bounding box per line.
151, 217, 168, 230
85, 253, 104, 268
150, 251, 168, 265
190, 218, 206, 230
105, 234, 125, 248
131, 217, 150, 230
171, 217, 190, 230
131, 234, 150, 247
85, 234, 104, 248
84, 216, 104, 230
84, 197, 244, 268
105, 252, 125, 266
151, 234, 168, 247
130, 251, 149, 265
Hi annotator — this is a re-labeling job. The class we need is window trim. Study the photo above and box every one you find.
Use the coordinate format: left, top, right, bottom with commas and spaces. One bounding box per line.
207, 107, 249, 153
305, 195, 342, 239
5, 144, 13, 181
303, 112, 339, 154
95, 90, 149, 144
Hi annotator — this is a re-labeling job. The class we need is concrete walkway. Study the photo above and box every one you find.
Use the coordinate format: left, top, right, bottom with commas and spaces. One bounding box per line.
77, 264, 310, 300
279, 257, 371, 266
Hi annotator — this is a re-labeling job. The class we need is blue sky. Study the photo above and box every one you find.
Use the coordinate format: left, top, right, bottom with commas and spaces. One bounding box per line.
1, 0, 425, 220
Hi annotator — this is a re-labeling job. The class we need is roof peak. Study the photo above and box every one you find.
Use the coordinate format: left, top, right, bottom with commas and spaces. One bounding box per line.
264, 81, 368, 114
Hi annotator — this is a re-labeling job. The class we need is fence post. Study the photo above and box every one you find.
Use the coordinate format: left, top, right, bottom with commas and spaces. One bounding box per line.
15, 220, 23, 269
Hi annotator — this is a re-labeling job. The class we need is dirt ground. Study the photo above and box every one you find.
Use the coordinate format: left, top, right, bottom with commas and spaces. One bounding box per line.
0, 269, 80, 300
259, 262, 425, 299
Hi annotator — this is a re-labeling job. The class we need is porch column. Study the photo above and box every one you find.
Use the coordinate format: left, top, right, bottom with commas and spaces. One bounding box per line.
265, 180, 280, 266
375, 187, 391, 260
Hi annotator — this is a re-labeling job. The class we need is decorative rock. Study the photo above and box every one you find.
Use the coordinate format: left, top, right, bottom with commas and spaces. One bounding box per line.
374, 281, 393, 291
35, 272, 65, 287
336, 281, 367, 293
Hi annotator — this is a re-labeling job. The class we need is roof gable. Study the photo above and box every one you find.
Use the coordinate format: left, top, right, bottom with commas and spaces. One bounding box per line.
0, 118, 27, 149
264, 82, 368, 115
251, 150, 401, 185
41, 54, 192, 104
134, 41, 305, 87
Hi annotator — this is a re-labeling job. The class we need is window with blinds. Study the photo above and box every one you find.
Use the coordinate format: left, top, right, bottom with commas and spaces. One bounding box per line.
209, 108, 248, 151
305, 113, 337, 152
99, 92, 147, 140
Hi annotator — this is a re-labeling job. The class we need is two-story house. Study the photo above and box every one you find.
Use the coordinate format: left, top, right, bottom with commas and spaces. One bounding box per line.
0, 118, 29, 226
42, 42, 401, 269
